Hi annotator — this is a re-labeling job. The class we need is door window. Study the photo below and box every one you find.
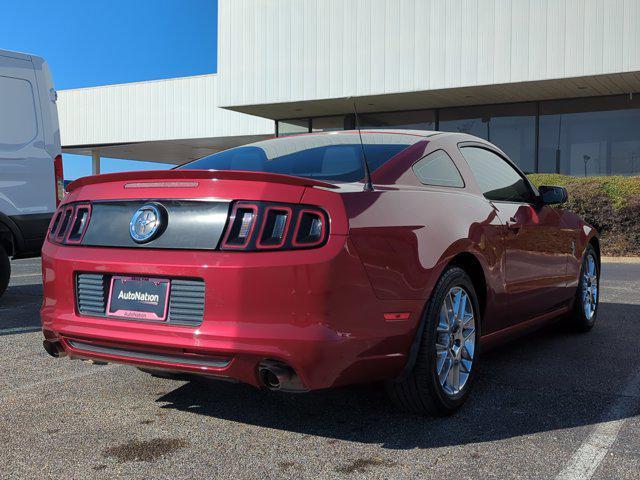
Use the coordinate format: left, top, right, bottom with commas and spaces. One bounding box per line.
460, 146, 535, 203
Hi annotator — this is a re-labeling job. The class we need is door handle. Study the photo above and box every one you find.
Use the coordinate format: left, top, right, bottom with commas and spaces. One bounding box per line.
506, 217, 522, 232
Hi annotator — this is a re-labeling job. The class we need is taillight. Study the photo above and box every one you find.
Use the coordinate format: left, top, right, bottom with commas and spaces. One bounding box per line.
292, 209, 326, 247
55, 206, 74, 242
48, 202, 92, 245
48, 210, 62, 240
220, 202, 328, 251
256, 206, 292, 249
221, 204, 258, 250
65, 204, 91, 244
53, 154, 65, 206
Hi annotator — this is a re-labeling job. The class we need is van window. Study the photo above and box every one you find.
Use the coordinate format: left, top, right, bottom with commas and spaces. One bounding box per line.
0, 76, 38, 146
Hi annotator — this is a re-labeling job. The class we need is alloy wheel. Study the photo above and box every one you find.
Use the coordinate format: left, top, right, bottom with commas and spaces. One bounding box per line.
435, 286, 476, 396
582, 253, 598, 320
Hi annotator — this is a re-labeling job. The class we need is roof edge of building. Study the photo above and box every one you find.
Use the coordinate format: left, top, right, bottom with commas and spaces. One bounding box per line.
59, 72, 218, 94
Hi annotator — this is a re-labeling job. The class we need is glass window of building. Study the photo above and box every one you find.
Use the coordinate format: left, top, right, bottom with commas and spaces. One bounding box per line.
439, 103, 536, 173
312, 115, 350, 132
412, 150, 464, 187
358, 110, 436, 130
539, 95, 640, 176
277, 119, 310, 136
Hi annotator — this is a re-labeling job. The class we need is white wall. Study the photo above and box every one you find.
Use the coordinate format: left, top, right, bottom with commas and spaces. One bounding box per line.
58, 0, 640, 148
59, 74, 273, 147
217, 0, 640, 108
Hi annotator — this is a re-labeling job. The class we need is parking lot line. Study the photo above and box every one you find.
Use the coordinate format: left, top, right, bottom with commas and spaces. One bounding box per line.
0, 326, 41, 335
555, 369, 640, 480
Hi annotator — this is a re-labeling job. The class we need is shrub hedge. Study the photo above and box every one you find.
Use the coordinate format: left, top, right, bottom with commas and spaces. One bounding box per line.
527, 174, 640, 256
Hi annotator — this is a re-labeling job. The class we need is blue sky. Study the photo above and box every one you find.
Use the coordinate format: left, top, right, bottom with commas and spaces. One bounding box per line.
0, 0, 217, 179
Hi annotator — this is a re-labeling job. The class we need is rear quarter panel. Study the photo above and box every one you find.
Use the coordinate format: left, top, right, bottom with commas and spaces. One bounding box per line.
343, 187, 509, 334
556, 207, 599, 288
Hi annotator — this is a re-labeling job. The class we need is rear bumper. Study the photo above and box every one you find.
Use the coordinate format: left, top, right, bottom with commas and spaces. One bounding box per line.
40, 236, 421, 390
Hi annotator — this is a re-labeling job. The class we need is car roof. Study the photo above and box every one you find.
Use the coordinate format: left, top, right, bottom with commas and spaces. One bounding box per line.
290, 130, 494, 146
298, 129, 441, 138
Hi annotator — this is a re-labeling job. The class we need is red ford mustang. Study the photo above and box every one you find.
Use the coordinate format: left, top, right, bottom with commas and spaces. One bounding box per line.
41, 131, 600, 415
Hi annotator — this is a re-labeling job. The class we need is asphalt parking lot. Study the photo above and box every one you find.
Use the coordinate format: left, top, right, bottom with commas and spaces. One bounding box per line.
1, 258, 639, 479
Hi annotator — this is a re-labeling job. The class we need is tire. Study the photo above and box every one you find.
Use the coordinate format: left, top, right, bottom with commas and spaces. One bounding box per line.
569, 244, 600, 332
0, 245, 10, 299
387, 266, 481, 416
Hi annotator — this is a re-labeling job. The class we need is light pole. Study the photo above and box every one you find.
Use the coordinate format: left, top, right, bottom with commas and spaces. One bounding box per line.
583, 154, 591, 177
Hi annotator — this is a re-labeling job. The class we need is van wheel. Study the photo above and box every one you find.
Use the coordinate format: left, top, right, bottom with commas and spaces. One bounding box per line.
0, 245, 10, 299
386, 266, 480, 416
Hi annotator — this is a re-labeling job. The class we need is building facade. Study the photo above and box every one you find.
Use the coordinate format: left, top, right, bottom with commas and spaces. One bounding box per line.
60, 0, 640, 176
273, 95, 640, 176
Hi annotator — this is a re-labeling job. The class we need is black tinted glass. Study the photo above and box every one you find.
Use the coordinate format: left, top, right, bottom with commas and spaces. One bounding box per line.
539, 95, 640, 176
460, 147, 534, 203
359, 110, 436, 130
179, 133, 423, 182
412, 150, 464, 187
439, 103, 536, 173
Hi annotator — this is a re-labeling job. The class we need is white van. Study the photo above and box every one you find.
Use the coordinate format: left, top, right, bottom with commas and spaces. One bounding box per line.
0, 49, 63, 298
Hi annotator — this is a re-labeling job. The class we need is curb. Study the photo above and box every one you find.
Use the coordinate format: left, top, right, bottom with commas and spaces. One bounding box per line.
601, 256, 640, 264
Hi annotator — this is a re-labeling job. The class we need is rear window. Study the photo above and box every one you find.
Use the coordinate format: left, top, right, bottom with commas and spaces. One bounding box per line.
178, 133, 424, 182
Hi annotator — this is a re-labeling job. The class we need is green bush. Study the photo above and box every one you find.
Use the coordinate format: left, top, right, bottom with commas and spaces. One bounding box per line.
527, 174, 640, 256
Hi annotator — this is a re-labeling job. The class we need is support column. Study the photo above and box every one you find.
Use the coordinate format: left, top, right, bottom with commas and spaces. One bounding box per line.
91, 151, 101, 175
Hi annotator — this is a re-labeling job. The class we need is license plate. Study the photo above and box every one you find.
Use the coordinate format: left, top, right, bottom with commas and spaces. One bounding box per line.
107, 276, 170, 321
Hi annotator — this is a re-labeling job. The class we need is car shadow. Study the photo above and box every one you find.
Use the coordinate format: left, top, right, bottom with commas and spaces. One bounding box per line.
0, 282, 43, 333
155, 301, 639, 450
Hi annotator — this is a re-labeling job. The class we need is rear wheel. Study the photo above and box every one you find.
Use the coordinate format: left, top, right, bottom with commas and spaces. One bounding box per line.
387, 266, 480, 416
0, 245, 10, 299
569, 244, 599, 332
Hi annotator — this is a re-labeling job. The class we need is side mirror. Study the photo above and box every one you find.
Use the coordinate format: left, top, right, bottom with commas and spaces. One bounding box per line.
539, 185, 568, 205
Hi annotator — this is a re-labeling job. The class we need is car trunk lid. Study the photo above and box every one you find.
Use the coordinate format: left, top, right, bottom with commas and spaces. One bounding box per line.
57, 170, 346, 251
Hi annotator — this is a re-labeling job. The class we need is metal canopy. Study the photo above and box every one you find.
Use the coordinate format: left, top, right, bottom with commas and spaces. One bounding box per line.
222, 73, 640, 120
62, 134, 273, 165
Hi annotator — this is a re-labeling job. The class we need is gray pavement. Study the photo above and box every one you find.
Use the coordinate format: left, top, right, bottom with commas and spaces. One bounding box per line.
0, 257, 639, 479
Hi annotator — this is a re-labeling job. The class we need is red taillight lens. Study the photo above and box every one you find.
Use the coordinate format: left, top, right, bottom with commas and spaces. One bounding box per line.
220, 202, 328, 251
48, 210, 62, 240
256, 206, 292, 249
48, 202, 92, 245
53, 154, 65, 206
221, 204, 258, 250
292, 209, 326, 247
55, 206, 74, 242
65, 204, 92, 244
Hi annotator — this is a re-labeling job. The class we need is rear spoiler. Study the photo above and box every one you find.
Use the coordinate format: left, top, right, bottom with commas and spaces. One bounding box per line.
66, 169, 339, 192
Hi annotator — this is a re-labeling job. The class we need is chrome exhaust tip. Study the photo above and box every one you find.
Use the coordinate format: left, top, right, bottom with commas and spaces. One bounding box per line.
43, 340, 66, 358
261, 368, 282, 389
258, 360, 307, 392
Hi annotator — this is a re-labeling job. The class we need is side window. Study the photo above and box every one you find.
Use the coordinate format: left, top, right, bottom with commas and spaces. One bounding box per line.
412, 149, 464, 187
460, 146, 535, 203
0, 75, 38, 146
